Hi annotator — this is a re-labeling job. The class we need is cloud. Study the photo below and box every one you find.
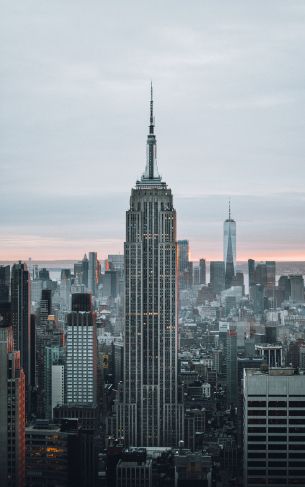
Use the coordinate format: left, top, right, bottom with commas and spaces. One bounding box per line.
1, 1, 305, 259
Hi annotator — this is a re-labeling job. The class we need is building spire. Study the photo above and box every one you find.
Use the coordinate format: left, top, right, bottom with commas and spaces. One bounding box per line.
150, 81, 154, 134
140, 82, 161, 183
229, 198, 231, 220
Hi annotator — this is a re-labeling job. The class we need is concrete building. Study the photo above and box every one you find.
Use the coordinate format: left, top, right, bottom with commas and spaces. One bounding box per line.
255, 344, 283, 368
243, 368, 305, 487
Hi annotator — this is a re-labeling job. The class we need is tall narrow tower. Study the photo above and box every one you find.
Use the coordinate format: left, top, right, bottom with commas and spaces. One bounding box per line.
11, 261, 31, 414
117, 86, 183, 447
224, 201, 236, 289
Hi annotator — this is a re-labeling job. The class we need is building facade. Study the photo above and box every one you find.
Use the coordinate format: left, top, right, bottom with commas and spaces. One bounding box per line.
243, 368, 305, 487
0, 320, 25, 487
66, 293, 97, 406
11, 261, 31, 413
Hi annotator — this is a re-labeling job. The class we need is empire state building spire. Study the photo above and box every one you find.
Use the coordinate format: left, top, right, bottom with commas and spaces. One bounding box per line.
141, 83, 161, 183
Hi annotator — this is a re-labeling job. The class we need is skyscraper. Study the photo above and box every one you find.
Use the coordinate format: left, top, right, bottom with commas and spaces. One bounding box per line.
0, 311, 25, 487
66, 293, 97, 406
177, 240, 190, 289
88, 252, 98, 296
11, 261, 31, 413
199, 258, 206, 285
210, 261, 225, 294
223, 202, 236, 289
117, 86, 183, 447
0, 265, 10, 302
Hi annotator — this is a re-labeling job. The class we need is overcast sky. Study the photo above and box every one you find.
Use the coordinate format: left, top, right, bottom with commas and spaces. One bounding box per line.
1, 0, 305, 261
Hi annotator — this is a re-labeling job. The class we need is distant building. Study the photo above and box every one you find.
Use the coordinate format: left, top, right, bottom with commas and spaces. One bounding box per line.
289, 275, 304, 303
224, 202, 236, 289
210, 261, 225, 294
88, 252, 98, 296
0, 265, 10, 302
178, 240, 190, 290
199, 258, 206, 285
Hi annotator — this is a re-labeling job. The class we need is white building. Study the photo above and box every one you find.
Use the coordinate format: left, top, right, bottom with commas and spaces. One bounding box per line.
51, 364, 64, 417
66, 298, 97, 406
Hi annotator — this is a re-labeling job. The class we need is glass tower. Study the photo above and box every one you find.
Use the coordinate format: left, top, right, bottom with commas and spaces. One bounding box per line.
223, 202, 236, 289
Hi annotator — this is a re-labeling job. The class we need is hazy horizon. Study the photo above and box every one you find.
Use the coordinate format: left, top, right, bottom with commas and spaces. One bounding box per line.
1, 1, 305, 261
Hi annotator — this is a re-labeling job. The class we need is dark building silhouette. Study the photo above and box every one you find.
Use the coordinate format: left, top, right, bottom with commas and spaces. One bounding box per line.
199, 258, 206, 285
210, 261, 225, 294
71, 292, 92, 312
11, 261, 31, 414
0, 265, 10, 302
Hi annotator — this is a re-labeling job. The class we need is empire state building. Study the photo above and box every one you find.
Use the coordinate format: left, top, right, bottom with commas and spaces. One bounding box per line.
117, 87, 184, 447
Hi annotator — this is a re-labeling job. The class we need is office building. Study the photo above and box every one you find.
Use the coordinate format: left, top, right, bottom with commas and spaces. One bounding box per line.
116, 456, 152, 487
25, 420, 81, 487
178, 240, 190, 290
0, 264, 10, 302
249, 260, 276, 290
66, 293, 97, 405
255, 344, 283, 367
243, 368, 305, 487
289, 275, 304, 303
117, 87, 183, 447
11, 261, 31, 412
88, 251, 98, 296
210, 261, 225, 294
0, 316, 25, 487
224, 202, 236, 289
199, 258, 206, 285
226, 326, 238, 407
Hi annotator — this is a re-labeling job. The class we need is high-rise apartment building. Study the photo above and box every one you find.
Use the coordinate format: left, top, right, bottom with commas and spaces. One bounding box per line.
11, 261, 31, 412
243, 368, 305, 487
224, 203, 236, 289
66, 293, 97, 406
0, 265, 10, 302
0, 315, 25, 487
88, 252, 98, 296
117, 87, 183, 447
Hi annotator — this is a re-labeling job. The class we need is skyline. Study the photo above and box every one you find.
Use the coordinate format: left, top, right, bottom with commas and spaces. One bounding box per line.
1, 1, 305, 261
